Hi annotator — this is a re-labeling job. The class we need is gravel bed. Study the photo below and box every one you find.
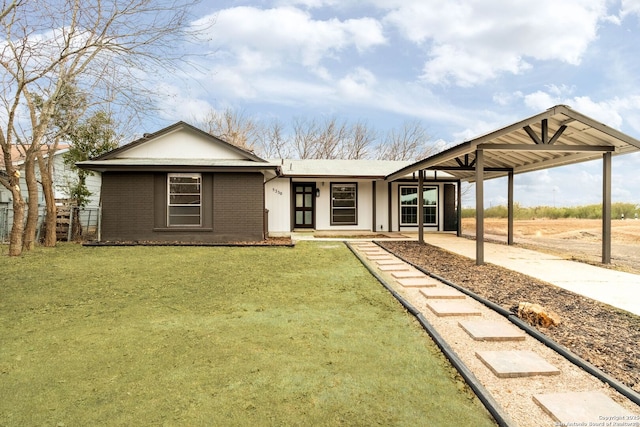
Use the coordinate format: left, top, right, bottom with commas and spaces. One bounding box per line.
378, 241, 640, 395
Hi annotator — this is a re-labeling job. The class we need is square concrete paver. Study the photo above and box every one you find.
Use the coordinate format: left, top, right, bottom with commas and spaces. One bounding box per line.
533, 391, 637, 426
378, 264, 410, 271
396, 277, 438, 288
458, 320, 526, 341
376, 259, 403, 265
426, 300, 482, 317
533, 391, 637, 424
476, 350, 560, 378
360, 247, 386, 253
367, 255, 394, 261
419, 288, 466, 299
391, 270, 425, 279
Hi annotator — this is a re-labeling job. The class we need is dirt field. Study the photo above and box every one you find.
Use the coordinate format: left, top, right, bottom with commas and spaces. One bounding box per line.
462, 218, 640, 273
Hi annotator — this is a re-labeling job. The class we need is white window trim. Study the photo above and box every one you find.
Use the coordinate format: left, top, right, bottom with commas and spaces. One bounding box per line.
399, 185, 438, 226
167, 173, 202, 227
330, 182, 358, 226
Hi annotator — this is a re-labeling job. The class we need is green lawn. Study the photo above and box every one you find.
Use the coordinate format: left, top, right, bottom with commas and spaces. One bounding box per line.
0, 242, 496, 426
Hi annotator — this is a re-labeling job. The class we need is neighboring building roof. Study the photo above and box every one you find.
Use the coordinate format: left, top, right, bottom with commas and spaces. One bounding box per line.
1, 144, 70, 169
275, 159, 454, 180
387, 105, 640, 182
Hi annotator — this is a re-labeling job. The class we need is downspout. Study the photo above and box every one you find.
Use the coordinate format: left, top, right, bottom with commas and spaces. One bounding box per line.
263, 166, 283, 239
387, 181, 392, 232
372, 180, 376, 232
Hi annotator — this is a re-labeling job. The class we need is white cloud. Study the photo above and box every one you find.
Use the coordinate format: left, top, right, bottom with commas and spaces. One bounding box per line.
493, 91, 524, 106
382, 0, 607, 86
522, 91, 638, 130
152, 82, 214, 122
337, 67, 377, 99
193, 6, 385, 70
620, 0, 640, 19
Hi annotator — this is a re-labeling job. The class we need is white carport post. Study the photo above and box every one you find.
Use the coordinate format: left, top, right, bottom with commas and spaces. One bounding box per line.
602, 152, 612, 264
418, 170, 424, 244
475, 149, 485, 265
507, 170, 514, 245
457, 179, 462, 237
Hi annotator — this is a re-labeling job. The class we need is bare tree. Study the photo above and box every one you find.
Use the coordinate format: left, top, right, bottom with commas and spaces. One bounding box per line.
292, 117, 320, 159
0, 0, 201, 255
340, 121, 377, 160
256, 119, 291, 159
196, 108, 258, 151
314, 117, 350, 159
375, 119, 435, 161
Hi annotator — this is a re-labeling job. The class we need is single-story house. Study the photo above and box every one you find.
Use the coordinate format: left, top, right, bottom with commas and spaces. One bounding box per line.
77, 121, 459, 243
77, 105, 640, 263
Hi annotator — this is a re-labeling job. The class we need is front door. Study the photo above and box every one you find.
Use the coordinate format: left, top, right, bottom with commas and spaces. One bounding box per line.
293, 183, 315, 228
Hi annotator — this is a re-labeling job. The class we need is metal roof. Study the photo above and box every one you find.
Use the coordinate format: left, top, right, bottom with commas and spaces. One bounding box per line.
386, 105, 640, 182
276, 159, 454, 179
77, 158, 279, 174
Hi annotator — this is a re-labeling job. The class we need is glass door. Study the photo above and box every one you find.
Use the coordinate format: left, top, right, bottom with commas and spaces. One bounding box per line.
293, 183, 315, 228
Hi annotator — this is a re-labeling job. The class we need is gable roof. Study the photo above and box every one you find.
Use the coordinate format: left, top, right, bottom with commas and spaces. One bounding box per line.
386, 105, 640, 182
77, 121, 279, 175
93, 121, 266, 162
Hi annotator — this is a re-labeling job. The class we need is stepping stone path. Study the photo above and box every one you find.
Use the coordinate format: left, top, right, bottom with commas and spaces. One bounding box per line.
533, 391, 636, 425
476, 350, 561, 378
376, 259, 407, 265
426, 300, 482, 317
458, 320, 525, 341
397, 277, 437, 288
419, 287, 466, 299
367, 254, 394, 261
391, 270, 425, 279
378, 264, 410, 271
350, 241, 640, 424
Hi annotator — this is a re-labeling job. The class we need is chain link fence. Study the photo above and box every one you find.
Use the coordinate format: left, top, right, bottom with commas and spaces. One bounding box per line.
0, 205, 101, 243
55, 206, 101, 242
0, 206, 8, 243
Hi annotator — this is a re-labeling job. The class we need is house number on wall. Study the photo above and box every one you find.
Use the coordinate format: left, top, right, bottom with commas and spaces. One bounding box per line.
272, 188, 283, 196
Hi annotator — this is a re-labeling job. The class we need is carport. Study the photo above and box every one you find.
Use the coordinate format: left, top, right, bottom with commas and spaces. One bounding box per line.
386, 105, 640, 265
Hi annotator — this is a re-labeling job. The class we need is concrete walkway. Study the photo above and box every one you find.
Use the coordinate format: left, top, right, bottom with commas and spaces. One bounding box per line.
291, 231, 640, 317
421, 233, 640, 317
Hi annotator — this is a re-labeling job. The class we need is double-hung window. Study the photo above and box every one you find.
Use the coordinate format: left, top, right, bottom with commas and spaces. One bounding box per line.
400, 186, 437, 226
331, 183, 357, 225
168, 173, 202, 226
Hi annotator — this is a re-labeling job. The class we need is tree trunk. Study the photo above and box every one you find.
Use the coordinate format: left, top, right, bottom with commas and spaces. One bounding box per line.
22, 154, 39, 251
38, 151, 57, 247
7, 171, 25, 256
9, 194, 26, 256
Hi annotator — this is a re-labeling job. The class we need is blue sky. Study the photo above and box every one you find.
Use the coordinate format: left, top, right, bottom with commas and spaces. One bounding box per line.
146, 0, 640, 208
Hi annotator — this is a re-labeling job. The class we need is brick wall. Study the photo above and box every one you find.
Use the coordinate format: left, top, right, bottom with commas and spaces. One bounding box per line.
213, 173, 264, 240
101, 172, 155, 241
100, 171, 265, 243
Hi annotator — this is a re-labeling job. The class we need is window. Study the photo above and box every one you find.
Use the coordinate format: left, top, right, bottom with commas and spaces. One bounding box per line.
400, 186, 437, 226
331, 183, 357, 225
168, 173, 201, 226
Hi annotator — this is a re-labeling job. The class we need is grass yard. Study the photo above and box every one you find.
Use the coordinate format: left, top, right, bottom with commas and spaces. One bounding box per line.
0, 242, 496, 426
